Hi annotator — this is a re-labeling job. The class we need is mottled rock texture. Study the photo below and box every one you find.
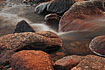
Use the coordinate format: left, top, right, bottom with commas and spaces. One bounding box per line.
0, 31, 62, 65
54, 55, 85, 70
71, 55, 105, 70
59, 0, 104, 32
10, 50, 54, 70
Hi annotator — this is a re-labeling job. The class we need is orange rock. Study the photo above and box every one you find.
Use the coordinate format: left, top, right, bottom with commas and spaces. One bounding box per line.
10, 50, 54, 70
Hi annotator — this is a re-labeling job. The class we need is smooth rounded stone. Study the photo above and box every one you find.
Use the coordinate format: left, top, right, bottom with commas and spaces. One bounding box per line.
59, 0, 104, 32
35, 2, 50, 14
71, 55, 105, 70
89, 35, 105, 57
35, 0, 74, 14
0, 31, 62, 65
44, 13, 60, 32
13, 20, 35, 33
54, 55, 85, 70
46, 1, 73, 14
10, 50, 54, 70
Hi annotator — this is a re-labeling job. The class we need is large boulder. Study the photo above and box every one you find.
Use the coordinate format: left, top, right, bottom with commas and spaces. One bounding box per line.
71, 55, 105, 70
13, 20, 35, 33
10, 50, 54, 70
35, 0, 74, 14
0, 31, 62, 65
59, 0, 104, 32
89, 35, 105, 57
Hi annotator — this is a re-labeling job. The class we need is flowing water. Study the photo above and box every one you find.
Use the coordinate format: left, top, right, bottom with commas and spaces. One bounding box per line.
1, 0, 105, 60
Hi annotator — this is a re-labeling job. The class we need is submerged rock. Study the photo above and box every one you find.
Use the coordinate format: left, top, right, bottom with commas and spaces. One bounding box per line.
10, 50, 54, 70
44, 13, 60, 32
89, 35, 105, 57
71, 55, 105, 70
13, 20, 35, 33
0, 31, 62, 65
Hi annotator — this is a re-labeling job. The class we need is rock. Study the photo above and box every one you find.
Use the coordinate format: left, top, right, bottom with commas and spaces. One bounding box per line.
35, 0, 74, 14
89, 35, 105, 57
13, 20, 35, 33
59, 0, 104, 32
44, 13, 60, 32
71, 55, 105, 70
10, 50, 54, 70
35, 2, 50, 14
0, 31, 62, 65
54, 55, 85, 70
23, 0, 51, 4
59, 31, 94, 55
46, 1, 73, 14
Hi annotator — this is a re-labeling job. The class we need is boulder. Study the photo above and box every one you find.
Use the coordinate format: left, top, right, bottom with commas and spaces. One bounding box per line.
46, 1, 73, 14
59, 31, 94, 55
0, 31, 62, 65
10, 50, 54, 70
13, 20, 35, 33
35, 0, 74, 14
59, 0, 104, 32
89, 35, 105, 57
44, 13, 60, 32
71, 55, 105, 70
54, 55, 85, 70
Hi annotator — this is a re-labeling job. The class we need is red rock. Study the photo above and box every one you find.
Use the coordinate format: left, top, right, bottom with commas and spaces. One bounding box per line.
71, 55, 105, 70
59, 0, 104, 32
54, 55, 85, 70
10, 50, 54, 70
0, 31, 62, 65
89, 35, 105, 56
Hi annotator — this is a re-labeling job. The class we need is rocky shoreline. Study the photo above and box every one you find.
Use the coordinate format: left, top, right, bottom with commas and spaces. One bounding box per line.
0, 0, 105, 70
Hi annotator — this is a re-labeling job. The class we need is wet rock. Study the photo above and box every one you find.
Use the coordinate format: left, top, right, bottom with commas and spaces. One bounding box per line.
54, 55, 85, 70
46, 1, 73, 14
0, 31, 62, 65
35, 2, 50, 14
35, 0, 74, 14
23, 0, 51, 4
89, 35, 105, 57
71, 55, 105, 70
59, 0, 104, 32
10, 50, 54, 70
13, 20, 35, 33
59, 31, 94, 55
44, 13, 60, 32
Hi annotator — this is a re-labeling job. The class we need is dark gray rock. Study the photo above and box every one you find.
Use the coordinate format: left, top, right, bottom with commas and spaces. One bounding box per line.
13, 20, 35, 33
